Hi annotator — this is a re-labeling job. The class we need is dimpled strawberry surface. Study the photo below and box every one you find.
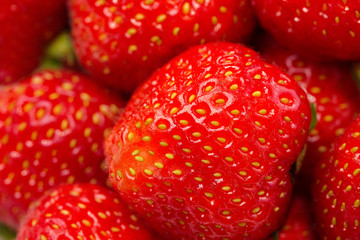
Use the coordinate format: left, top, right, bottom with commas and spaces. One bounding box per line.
17, 184, 157, 240
0, 70, 125, 229
0, 0, 67, 83
257, 34, 360, 187
105, 42, 311, 240
252, 0, 360, 60
267, 192, 317, 240
313, 115, 360, 240
1, 0, 360, 239
69, 0, 255, 92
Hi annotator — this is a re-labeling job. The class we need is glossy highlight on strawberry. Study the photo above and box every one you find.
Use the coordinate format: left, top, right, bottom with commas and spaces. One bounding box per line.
69, 0, 255, 92
105, 42, 311, 239
252, 0, 360, 60
0, 70, 125, 229
17, 184, 156, 240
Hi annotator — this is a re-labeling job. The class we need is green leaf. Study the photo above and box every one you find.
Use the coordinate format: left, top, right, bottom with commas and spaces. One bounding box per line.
296, 144, 307, 174
38, 31, 77, 71
46, 32, 76, 64
38, 58, 63, 70
309, 103, 317, 132
0, 224, 16, 240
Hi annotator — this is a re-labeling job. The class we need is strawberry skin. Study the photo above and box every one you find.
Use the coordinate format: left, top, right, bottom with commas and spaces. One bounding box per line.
16, 184, 156, 240
69, 0, 255, 93
105, 42, 311, 240
268, 192, 316, 240
0, 70, 125, 229
313, 116, 360, 240
257, 34, 360, 186
251, 0, 360, 60
0, 0, 67, 83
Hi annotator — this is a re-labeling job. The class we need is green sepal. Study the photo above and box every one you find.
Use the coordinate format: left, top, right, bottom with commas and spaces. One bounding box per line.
38, 57, 63, 70
0, 224, 16, 240
296, 144, 307, 174
38, 31, 77, 71
309, 103, 317, 132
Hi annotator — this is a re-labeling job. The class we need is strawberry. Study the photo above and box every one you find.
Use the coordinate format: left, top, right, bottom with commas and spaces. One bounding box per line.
0, 70, 125, 229
312, 115, 360, 239
256, 34, 360, 186
69, 0, 256, 93
0, 0, 67, 83
251, 0, 360, 60
105, 42, 311, 239
268, 192, 317, 240
16, 183, 156, 240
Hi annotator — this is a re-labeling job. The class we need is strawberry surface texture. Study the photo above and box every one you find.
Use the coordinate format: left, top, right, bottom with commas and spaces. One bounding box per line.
0, 0, 67, 83
257, 34, 360, 186
16, 184, 156, 240
267, 192, 317, 240
313, 115, 360, 240
105, 42, 311, 240
69, 0, 255, 92
0, 70, 125, 229
252, 0, 360, 60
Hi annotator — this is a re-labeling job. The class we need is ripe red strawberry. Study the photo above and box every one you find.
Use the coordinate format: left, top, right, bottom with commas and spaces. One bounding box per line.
0, 70, 125, 229
69, 0, 256, 93
17, 184, 156, 240
105, 42, 311, 240
268, 192, 317, 240
0, 0, 67, 83
257, 34, 360, 186
251, 0, 360, 60
312, 115, 360, 239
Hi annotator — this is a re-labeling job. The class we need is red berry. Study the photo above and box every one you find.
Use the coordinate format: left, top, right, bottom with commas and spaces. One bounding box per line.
69, 0, 255, 92
0, 70, 125, 229
268, 192, 316, 240
105, 42, 311, 239
17, 184, 157, 240
0, 0, 67, 83
257, 34, 360, 186
313, 116, 360, 239
252, 0, 360, 60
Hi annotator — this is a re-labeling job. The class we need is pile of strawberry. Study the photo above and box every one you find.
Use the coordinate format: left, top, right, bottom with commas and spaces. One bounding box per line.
1, 1, 360, 240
